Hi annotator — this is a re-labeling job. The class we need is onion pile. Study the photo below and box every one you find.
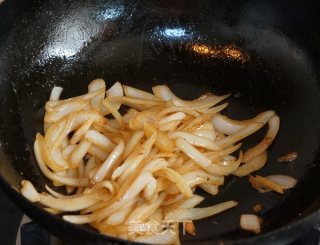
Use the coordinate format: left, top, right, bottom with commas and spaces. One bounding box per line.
20, 79, 286, 243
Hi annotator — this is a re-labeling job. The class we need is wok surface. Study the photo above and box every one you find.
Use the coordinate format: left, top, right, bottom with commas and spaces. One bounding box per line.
1, 0, 320, 244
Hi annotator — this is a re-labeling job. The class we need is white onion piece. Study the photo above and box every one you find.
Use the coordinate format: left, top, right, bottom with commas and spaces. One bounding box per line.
161, 194, 184, 206
92, 140, 124, 183
165, 200, 238, 220
45, 89, 105, 109
123, 130, 144, 159
157, 106, 200, 117
158, 112, 186, 126
105, 198, 137, 225
134, 230, 177, 245
159, 119, 182, 131
62, 144, 77, 159
171, 131, 222, 151
44, 99, 85, 123
212, 114, 244, 135
212, 110, 275, 135
22, 181, 99, 212
215, 122, 264, 148
199, 184, 219, 195
94, 172, 153, 221
265, 175, 297, 189
233, 151, 267, 177
177, 194, 204, 209
142, 158, 168, 173
88, 145, 108, 161
85, 129, 115, 152
118, 133, 157, 183
152, 85, 229, 109
126, 193, 166, 223
175, 138, 211, 169
21, 180, 40, 202
88, 78, 106, 92
123, 84, 161, 100
70, 140, 92, 165
243, 115, 280, 162
240, 214, 261, 233
182, 170, 224, 188
206, 151, 243, 176
155, 168, 193, 198
86, 180, 116, 195
194, 130, 216, 142
49, 86, 63, 101
107, 82, 123, 97
39, 194, 100, 212
143, 176, 158, 201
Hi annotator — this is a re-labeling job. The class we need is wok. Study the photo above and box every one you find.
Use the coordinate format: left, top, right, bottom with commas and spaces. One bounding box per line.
1, 0, 320, 244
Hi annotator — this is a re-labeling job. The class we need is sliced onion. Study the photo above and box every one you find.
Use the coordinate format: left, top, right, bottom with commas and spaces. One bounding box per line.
126, 193, 166, 223
243, 115, 280, 162
233, 151, 267, 177
240, 214, 261, 233
94, 172, 153, 221
155, 168, 193, 198
165, 200, 238, 220
199, 184, 219, 195
171, 131, 222, 151
265, 175, 297, 190
49, 86, 63, 101
70, 140, 92, 166
175, 138, 211, 169
123, 84, 161, 101
105, 198, 137, 225
159, 112, 186, 126
215, 122, 264, 148
177, 194, 204, 209
143, 176, 158, 201
134, 230, 177, 245
44, 99, 85, 123
92, 140, 124, 183
182, 170, 224, 188
85, 129, 115, 152
21, 180, 40, 202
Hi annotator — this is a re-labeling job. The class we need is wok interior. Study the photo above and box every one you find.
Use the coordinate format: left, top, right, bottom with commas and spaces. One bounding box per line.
0, 0, 320, 243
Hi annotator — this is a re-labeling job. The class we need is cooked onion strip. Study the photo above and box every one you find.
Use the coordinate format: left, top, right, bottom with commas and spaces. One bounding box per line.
155, 168, 193, 198
243, 115, 280, 162
240, 214, 261, 233
49, 86, 63, 101
171, 131, 222, 151
265, 175, 297, 190
176, 138, 211, 169
92, 140, 124, 183
165, 200, 238, 220
233, 151, 267, 177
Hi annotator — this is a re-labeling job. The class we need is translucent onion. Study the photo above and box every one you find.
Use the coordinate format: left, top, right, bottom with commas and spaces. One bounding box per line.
158, 112, 186, 126
265, 175, 297, 190
171, 131, 222, 151
233, 151, 267, 177
49, 86, 63, 101
243, 115, 280, 163
165, 200, 238, 220
92, 140, 125, 183
155, 168, 193, 198
123, 84, 161, 101
175, 138, 211, 169
240, 214, 261, 233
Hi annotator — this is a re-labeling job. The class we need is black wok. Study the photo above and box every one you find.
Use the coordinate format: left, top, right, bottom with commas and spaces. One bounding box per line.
1, 0, 320, 244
